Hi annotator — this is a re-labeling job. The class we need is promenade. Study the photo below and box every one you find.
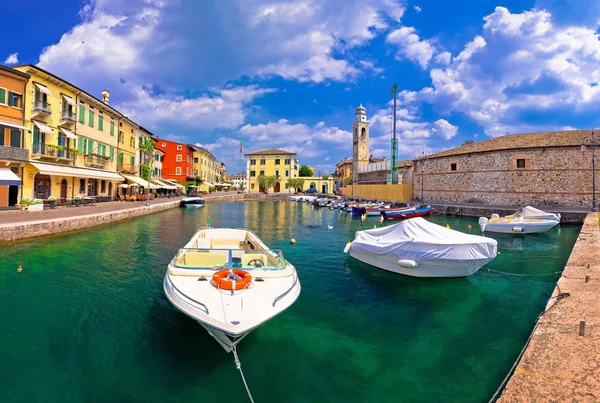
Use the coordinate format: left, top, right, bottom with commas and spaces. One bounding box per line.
498, 212, 600, 402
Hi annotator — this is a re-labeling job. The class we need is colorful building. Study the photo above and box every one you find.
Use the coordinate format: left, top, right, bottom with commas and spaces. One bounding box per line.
245, 148, 298, 193
0, 65, 30, 207
300, 176, 334, 194
117, 116, 139, 176
14, 64, 123, 201
155, 138, 193, 184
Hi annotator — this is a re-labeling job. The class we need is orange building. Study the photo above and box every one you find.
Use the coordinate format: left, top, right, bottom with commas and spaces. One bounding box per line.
0, 65, 30, 207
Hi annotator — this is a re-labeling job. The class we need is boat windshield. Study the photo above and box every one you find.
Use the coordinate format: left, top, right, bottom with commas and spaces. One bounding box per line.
173, 248, 287, 270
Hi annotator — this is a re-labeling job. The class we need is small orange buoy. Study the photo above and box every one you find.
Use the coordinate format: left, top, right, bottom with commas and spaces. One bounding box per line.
17, 265, 22, 273
290, 238, 296, 245
467, 225, 472, 230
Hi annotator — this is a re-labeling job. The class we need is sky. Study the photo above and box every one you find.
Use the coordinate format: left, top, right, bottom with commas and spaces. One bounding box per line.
3, 0, 600, 175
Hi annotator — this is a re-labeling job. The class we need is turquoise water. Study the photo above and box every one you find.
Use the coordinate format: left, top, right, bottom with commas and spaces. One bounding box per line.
0, 201, 580, 402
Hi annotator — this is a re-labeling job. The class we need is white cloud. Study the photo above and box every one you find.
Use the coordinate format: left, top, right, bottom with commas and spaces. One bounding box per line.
4, 53, 18, 65
434, 51, 451, 65
414, 5, 421, 13
258, 55, 359, 83
432, 119, 458, 139
386, 26, 436, 68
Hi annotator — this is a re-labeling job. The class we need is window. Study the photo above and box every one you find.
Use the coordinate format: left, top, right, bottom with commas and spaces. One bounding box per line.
194, 157, 198, 163
285, 169, 289, 177
110, 146, 114, 161
110, 121, 115, 136
251, 183, 255, 189
450, 163, 457, 171
177, 145, 182, 150
156, 154, 159, 161
130, 137, 134, 148
260, 170, 265, 176
275, 170, 279, 177
250, 170, 256, 177
176, 167, 182, 175
285, 183, 289, 189
176, 154, 182, 162
101, 180, 106, 193
98, 114, 104, 131
8, 92, 22, 108
0, 87, 6, 105
250, 159, 256, 165
88, 109, 94, 128
285, 158, 290, 164
79, 179, 86, 193
119, 122, 122, 127
516, 159, 526, 168
162, 142, 166, 147
130, 156, 135, 166
260, 158, 266, 165
275, 159, 280, 165
118, 131, 124, 144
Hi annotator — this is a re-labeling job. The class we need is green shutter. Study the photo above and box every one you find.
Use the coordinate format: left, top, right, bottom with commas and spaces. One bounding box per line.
79, 105, 85, 123
0, 88, 5, 104
102, 144, 106, 156
88, 139, 93, 154
118, 153, 123, 163
78, 138, 83, 154
7, 91, 13, 107
110, 146, 114, 161
98, 115, 104, 131
88, 110, 94, 128
130, 156, 135, 165
110, 121, 114, 136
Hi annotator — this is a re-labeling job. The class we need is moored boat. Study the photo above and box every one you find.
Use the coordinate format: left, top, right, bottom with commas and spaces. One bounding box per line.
163, 228, 301, 352
345, 217, 498, 277
478, 213, 559, 234
179, 196, 206, 208
383, 206, 433, 220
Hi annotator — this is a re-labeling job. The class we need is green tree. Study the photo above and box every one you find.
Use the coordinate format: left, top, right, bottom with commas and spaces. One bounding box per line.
140, 164, 150, 180
286, 178, 296, 193
257, 175, 268, 191
295, 178, 305, 192
299, 165, 313, 177
138, 136, 156, 205
343, 176, 352, 186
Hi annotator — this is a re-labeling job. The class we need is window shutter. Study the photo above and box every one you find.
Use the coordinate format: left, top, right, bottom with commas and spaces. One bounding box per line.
88, 110, 94, 128
88, 139, 93, 154
98, 115, 104, 131
130, 156, 135, 165
119, 153, 123, 163
110, 121, 115, 136
79, 105, 85, 123
0, 88, 5, 104
102, 144, 106, 156
110, 146, 114, 161
8, 92, 13, 107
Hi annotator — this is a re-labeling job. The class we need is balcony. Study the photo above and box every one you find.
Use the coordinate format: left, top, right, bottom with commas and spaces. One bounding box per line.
31, 143, 76, 161
59, 110, 76, 126
117, 161, 138, 174
32, 101, 52, 118
84, 154, 109, 168
0, 145, 29, 163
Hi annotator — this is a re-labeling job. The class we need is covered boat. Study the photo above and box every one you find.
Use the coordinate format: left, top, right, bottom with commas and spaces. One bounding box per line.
345, 217, 497, 277
164, 228, 301, 352
520, 206, 561, 222
179, 196, 206, 208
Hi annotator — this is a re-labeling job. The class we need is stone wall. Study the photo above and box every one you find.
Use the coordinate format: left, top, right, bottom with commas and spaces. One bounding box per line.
414, 147, 599, 208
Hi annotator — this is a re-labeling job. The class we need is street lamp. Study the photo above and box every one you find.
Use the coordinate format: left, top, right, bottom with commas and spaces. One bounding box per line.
581, 130, 598, 211
415, 150, 429, 203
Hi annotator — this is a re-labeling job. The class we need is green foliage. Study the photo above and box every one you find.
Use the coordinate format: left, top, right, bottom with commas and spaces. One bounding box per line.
32, 198, 44, 205
322, 175, 328, 180
47, 196, 57, 202
343, 176, 352, 186
140, 164, 150, 180
299, 165, 313, 177
74, 194, 84, 200
265, 175, 278, 190
257, 175, 268, 190
295, 177, 305, 191
20, 198, 33, 205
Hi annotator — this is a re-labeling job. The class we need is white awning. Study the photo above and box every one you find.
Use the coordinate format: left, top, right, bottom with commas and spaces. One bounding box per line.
118, 184, 129, 188
32, 120, 54, 135
59, 127, 77, 139
30, 162, 124, 181
34, 82, 52, 96
203, 182, 214, 187
121, 173, 160, 189
153, 179, 177, 190
0, 120, 27, 131
62, 94, 76, 107
165, 179, 185, 189
0, 168, 21, 186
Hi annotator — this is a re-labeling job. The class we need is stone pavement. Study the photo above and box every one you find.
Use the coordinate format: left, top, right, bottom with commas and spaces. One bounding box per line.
497, 212, 600, 402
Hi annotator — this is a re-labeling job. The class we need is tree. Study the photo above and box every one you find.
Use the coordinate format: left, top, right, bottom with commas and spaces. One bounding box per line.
295, 178, 305, 192
138, 136, 156, 206
286, 178, 296, 193
299, 165, 313, 177
322, 175, 328, 180
257, 175, 268, 191
343, 176, 352, 186
265, 175, 278, 191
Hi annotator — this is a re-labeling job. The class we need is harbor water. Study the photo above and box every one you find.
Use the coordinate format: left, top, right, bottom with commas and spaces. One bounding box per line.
0, 201, 580, 402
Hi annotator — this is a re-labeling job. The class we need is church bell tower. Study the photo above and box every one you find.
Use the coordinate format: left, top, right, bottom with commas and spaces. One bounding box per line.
352, 104, 369, 184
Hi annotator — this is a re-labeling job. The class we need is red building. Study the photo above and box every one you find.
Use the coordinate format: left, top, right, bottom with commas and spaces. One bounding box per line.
155, 137, 193, 183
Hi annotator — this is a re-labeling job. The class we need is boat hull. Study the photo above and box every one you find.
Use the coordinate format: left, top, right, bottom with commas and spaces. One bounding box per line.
480, 220, 559, 234
384, 207, 433, 220
348, 249, 492, 278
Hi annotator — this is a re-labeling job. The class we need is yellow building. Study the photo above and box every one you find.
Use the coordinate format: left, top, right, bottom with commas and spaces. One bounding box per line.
189, 144, 220, 192
117, 117, 139, 176
15, 64, 123, 201
300, 176, 334, 194
245, 148, 298, 193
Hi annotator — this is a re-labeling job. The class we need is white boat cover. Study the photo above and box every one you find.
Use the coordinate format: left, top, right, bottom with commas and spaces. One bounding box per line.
520, 206, 560, 221
352, 217, 497, 262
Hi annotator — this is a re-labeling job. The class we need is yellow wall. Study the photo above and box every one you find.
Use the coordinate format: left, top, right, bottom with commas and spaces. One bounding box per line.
76, 95, 119, 172
301, 177, 335, 194
345, 184, 413, 201
247, 153, 296, 192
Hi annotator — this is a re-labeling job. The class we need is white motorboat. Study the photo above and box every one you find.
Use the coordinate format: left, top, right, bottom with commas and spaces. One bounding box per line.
345, 217, 497, 278
478, 209, 560, 234
179, 196, 206, 208
164, 228, 301, 352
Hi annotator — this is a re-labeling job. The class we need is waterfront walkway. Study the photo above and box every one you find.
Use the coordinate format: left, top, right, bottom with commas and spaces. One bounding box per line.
498, 212, 600, 402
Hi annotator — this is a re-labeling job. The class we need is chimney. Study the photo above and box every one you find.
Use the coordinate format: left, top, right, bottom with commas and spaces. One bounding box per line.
101, 90, 110, 105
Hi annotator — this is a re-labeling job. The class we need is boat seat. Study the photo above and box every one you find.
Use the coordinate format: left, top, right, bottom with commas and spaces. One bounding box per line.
241, 253, 268, 268
179, 251, 228, 268
211, 238, 242, 249
194, 238, 211, 248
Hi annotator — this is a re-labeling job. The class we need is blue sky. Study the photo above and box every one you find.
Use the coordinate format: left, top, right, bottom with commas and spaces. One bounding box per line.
2, 0, 600, 175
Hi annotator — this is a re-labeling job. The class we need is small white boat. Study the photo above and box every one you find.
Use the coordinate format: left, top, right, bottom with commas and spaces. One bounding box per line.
345, 217, 497, 278
179, 196, 206, 208
164, 228, 301, 352
478, 208, 559, 234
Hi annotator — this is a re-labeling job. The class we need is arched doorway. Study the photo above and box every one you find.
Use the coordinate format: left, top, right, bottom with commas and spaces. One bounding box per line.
310, 182, 316, 189
274, 182, 281, 193
60, 179, 68, 201
34, 174, 51, 199
322, 183, 328, 194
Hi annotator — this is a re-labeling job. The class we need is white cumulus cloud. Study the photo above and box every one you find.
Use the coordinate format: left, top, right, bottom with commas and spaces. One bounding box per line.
4, 53, 18, 65
386, 26, 436, 68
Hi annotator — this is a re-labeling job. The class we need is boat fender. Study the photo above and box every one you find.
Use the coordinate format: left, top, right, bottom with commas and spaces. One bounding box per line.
512, 227, 524, 233
478, 217, 488, 231
398, 259, 418, 268
343, 241, 352, 254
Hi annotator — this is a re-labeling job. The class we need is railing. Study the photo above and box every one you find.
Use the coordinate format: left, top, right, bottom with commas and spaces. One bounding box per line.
165, 274, 209, 314
60, 110, 76, 123
359, 160, 391, 173
272, 273, 298, 307
84, 154, 108, 168
31, 143, 75, 160
32, 101, 52, 115
118, 162, 138, 173
0, 145, 28, 162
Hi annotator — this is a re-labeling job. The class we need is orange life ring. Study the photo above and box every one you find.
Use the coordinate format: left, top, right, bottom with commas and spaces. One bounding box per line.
212, 270, 252, 290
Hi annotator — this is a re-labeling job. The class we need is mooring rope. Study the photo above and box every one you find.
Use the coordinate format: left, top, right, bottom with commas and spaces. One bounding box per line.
484, 268, 563, 277
232, 346, 255, 403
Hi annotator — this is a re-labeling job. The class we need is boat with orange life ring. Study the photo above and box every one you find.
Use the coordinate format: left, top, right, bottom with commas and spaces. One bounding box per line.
212, 269, 252, 290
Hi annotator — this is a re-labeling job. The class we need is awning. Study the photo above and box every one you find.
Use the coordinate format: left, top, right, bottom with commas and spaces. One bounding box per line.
203, 182, 214, 187
32, 120, 54, 135
0, 168, 21, 186
121, 173, 160, 189
30, 162, 124, 181
34, 82, 52, 96
59, 127, 77, 139
0, 120, 27, 131
165, 179, 185, 190
118, 184, 129, 188
62, 94, 76, 107
153, 178, 177, 190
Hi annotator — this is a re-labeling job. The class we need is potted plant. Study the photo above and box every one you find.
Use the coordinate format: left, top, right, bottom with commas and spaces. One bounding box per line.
28, 198, 44, 211
47, 195, 57, 209
74, 194, 84, 207
17, 198, 33, 210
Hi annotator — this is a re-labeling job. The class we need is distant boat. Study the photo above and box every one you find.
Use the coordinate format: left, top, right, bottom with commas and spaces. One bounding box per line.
179, 197, 206, 208
345, 217, 498, 277
383, 206, 433, 220
164, 228, 301, 352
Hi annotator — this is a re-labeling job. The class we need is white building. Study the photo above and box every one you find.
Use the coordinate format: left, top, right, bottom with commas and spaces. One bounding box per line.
230, 173, 247, 189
